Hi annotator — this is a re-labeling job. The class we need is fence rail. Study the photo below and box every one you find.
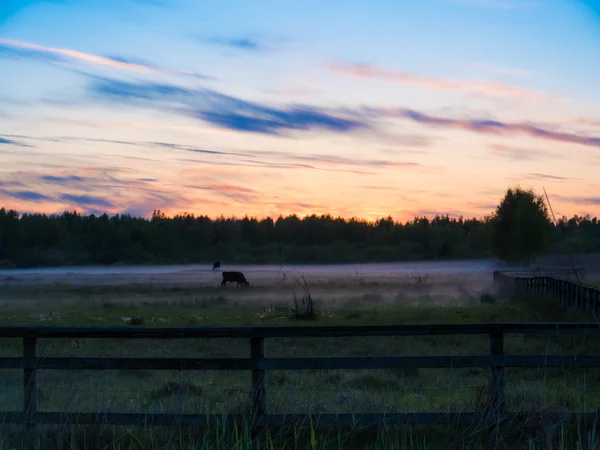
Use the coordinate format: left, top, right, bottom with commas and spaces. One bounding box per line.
2, 323, 600, 428
493, 270, 600, 315
495, 267, 586, 280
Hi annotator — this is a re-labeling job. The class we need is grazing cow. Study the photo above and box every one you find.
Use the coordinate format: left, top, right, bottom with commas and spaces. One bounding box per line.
212, 261, 221, 271
221, 271, 249, 287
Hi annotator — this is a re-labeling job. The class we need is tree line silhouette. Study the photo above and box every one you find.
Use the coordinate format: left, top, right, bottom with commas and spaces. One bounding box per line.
0, 207, 598, 268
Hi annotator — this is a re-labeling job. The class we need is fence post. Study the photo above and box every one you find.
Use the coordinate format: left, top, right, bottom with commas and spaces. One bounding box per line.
585, 288, 591, 313
23, 337, 38, 429
250, 336, 267, 419
569, 283, 573, 308
488, 332, 506, 419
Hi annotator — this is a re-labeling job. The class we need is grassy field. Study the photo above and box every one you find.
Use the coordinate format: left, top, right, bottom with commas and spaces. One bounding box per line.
0, 275, 599, 449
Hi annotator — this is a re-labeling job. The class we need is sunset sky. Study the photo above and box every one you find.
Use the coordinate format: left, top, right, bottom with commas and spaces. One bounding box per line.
1, 0, 599, 221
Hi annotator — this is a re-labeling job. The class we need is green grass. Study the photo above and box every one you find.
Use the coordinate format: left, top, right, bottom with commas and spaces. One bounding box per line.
0, 284, 599, 449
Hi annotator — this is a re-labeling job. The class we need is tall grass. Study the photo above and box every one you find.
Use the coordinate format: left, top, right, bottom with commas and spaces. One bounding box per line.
1, 417, 600, 449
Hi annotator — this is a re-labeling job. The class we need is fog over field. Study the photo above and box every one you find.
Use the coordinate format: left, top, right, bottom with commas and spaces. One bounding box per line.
1, 254, 596, 309
1, 258, 514, 286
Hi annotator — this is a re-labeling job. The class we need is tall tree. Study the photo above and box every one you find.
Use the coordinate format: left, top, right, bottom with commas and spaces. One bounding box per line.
490, 186, 555, 264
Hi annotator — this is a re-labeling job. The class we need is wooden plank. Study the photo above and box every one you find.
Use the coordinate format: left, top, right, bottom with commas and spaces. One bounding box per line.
488, 333, 506, 417
0, 357, 252, 370
2, 322, 600, 339
22, 337, 37, 429
5, 355, 600, 371
0, 411, 598, 427
261, 355, 494, 370
250, 337, 266, 416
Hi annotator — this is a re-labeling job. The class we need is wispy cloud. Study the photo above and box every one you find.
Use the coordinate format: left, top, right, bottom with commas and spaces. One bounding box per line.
59, 193, 114, 209
489, 144, 563, 161
290, 154, 421, 169
87, 76, 370, 135
0, 38, 211, 79
577, 118, 600, 128
34, 117, 230, 136
525, 173, 577, 182
515, 173, 579, 183
558, 196, 600, 206
1, 133, 62, 144
148, 141, 251, 157
203, 36, 265, 52
549, 194, 600, 212
1, 132, 412, 175
0, 169, 191, 215
188, 183, 259, 202
0, 137, 34, 148
0, 188, 52, 202
41, 175, 85, 184
82, 76, 600, 148
1, 134, 252, 157
198, 33, 287, 53
176, 155, 379, 175
327, 61, 545, 101
383, 108, 600, 148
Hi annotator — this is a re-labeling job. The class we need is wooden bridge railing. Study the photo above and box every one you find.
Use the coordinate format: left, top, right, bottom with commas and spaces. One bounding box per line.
493, 270, 600, 315
3, 323, 600, 428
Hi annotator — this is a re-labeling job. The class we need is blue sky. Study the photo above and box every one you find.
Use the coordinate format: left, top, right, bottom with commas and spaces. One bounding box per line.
1, 0, 599, 220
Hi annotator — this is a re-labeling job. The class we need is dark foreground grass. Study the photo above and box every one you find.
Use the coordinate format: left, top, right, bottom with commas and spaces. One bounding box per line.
3, 419, 600, 450
0, 285, 599, 448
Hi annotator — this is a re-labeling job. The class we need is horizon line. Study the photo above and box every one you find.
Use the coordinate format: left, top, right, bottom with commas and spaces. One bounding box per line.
1, 205, 594, 224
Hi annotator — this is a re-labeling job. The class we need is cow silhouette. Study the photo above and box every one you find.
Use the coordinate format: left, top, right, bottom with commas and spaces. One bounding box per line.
212, 261, 221, 271
221, 271, 249, 287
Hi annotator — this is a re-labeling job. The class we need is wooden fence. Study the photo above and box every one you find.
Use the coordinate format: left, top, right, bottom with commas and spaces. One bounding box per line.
495, 268, 586, 280
3, 323, 600, 428
493, 269, 600, 315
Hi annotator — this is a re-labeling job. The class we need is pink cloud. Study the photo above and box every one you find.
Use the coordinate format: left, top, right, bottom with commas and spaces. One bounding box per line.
0, 38, 209, 79
488, 144, 563, 161
327, 61, 546, 101
577, 118, 600, 128
383, 108, 600, 148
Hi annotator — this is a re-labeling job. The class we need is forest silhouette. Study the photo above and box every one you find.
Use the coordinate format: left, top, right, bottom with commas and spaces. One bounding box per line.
0, 206, 598, 268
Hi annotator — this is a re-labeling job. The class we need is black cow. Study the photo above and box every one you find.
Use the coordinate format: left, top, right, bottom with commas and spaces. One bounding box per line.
221, 271, 249, 287
212, 261, 221, 271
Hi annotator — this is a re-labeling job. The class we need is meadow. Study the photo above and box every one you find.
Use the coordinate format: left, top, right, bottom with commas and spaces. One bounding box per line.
0, 268, 599, 449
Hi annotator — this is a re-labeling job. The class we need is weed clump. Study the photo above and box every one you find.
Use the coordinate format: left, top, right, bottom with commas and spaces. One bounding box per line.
289, 274, 318, 320
129, 315, 143, 325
